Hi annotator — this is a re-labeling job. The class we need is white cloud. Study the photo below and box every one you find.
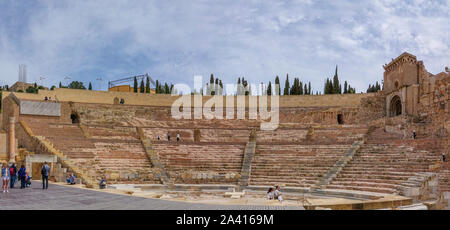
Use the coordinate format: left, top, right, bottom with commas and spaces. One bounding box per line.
0, 0, 448, 93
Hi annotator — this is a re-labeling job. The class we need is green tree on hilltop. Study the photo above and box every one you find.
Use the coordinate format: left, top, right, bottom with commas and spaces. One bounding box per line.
146, 77, 150, 93
275, 75, 280, 95
68, 81, 86, 89
284, 74, 290, 95
133, 76, 138, 93
139, 79, 145, 93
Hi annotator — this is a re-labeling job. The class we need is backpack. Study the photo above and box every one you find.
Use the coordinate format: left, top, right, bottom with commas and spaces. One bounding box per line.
41, 166, 47, 176
10, 167, 14, 175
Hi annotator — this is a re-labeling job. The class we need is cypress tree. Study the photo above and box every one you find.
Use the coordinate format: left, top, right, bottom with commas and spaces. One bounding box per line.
146, 77, 150, 93
155, 80, 160, 94
275, 76, 280, 95
219, 80, 223, 95
308, 82, 311, 95
299, 80, 303, 95
133, 76, 138, 93
344, 81, 348, 94
59, 82, 62, 88
140, 79, 145, 93
164, 83, 169, 94
267, 81, 272, 96
89, 82, 92, 90
214, 78, 219, 96
209, 74, 215, 95
332, 65, 340, 94
237, 78, 241, 95
284, 74, 290, 95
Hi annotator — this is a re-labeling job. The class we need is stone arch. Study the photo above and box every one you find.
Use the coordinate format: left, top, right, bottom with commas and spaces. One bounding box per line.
70, 112, 80, 124
113, 97, 120, 105
389, 95, 402, 117
337, 114, 344, 125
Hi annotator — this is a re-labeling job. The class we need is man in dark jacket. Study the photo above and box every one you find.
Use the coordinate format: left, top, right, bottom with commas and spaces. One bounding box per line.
18, 165, 26, 189
41, 162, 51, 189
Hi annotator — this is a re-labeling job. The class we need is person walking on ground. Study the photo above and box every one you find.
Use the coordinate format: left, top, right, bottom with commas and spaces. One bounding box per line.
41, 162, 51, 190
1, 163, 11, 193
18, 165, 26, 189
167, 132, 171, 142
10, 163, 17, 189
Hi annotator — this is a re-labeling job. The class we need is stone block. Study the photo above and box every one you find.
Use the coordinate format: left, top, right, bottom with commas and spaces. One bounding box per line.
403, 187, 420, 197
110, 173, 119, 180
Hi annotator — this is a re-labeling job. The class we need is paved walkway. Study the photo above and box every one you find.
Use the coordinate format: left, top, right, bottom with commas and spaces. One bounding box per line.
0, 182, 304, 210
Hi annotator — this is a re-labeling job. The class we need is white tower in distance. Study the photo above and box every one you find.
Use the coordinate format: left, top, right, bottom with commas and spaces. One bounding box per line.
18, 64, 27, 83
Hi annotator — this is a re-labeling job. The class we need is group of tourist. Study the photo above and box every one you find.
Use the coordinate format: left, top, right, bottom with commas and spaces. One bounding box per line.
1, 162, 32, 193
66, 173, 76, 185
267, 186, 283, 202
157, 132, 181, 142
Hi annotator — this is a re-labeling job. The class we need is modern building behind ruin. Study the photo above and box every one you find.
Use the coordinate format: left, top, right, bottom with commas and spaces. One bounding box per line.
0, 53, 449, 209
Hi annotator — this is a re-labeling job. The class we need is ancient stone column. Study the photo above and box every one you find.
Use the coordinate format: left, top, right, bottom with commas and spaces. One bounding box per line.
9, 117, 16, 163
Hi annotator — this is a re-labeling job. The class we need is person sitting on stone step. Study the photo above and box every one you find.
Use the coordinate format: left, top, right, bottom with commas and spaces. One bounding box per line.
25, 173, 31, 187
66, 173, 76, 185
274, 186, 283, 202
267, 187, 275, 200
99, 177, 107, 189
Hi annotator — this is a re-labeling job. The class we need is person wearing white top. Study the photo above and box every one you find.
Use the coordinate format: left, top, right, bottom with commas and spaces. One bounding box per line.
267, 187, 275, 200
274, 186, 283, 202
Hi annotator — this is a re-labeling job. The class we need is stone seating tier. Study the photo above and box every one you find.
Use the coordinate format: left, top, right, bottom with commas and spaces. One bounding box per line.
439, 163, 450, 192
249, 144, 350, 188
143, 128, 251, 143
151, 143, 245, 184
86, 126, 140, 140
24, 120, 161, 184
328, 142, 441, 194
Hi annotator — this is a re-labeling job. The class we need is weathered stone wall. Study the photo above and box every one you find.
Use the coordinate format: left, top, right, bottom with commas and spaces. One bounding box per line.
71, 102, 363, 126
356, 92, 386, 123
10, 88, 374, 108
0, 132, 7, 160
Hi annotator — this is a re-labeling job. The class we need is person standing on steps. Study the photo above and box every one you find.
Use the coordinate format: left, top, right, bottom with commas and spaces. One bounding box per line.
176, 132, 181, 143
167, 132, 171, 142
443, 153, 447, 162
41, 162, 51, 190
413, 130, 417, 139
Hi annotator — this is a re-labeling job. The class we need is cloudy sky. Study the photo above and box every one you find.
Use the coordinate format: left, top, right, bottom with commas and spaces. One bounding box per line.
0, 0, 449, 93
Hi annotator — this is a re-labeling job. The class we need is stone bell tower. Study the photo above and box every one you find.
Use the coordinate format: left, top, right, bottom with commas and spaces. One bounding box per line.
383, 52, 421, 117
